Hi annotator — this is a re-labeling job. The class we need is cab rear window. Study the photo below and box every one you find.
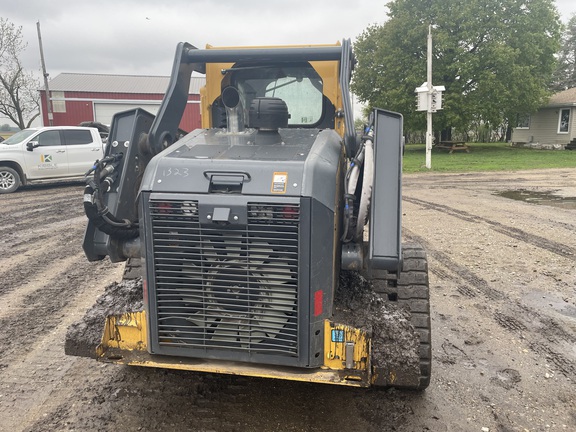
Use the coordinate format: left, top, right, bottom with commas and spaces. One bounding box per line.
232, 64, 324, 127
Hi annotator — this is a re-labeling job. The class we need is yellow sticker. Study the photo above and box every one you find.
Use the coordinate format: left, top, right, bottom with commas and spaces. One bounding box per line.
271, 172, 288, 194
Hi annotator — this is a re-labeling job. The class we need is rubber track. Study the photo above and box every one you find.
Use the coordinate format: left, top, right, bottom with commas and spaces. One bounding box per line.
372, 242, 432, 389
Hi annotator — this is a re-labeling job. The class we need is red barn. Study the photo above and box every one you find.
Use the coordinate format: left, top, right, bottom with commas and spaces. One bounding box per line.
39, 73, 205, 132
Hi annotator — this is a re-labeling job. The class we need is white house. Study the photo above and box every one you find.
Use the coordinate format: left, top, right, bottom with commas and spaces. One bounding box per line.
512, 87, 576, 150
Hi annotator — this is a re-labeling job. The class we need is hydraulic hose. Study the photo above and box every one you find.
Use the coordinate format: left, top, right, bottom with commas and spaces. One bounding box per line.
83, 154, 139, 240
341, 116, 375, 243
355, 129, 374, 241
341, 148, 364, 243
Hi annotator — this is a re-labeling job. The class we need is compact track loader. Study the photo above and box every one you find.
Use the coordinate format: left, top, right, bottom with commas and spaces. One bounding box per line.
72, 40, 431, 390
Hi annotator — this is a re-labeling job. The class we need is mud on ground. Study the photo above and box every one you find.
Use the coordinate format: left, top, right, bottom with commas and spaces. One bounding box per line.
64, 278, 143, 359
1, 170, 575, 432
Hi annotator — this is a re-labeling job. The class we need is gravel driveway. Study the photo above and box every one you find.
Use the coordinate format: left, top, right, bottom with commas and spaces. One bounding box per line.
0, 169, 574, 432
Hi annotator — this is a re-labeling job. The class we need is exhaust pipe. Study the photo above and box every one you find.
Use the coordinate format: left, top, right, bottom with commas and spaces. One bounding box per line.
222, 86, 245, 133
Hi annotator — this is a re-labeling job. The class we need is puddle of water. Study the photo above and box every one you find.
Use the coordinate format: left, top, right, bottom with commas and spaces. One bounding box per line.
496, 189, 576, 210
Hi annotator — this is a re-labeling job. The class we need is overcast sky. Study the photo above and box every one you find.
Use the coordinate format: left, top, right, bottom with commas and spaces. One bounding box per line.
2, 0, 390, 77
2, 0, 575, 80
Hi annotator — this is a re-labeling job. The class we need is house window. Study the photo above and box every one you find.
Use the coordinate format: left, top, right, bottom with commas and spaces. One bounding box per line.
558, 108, 570, 133
50, 91, 66, 113
516, 113, 530, 129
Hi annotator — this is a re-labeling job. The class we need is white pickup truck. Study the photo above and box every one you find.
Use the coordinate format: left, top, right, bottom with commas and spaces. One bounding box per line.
0, 126, 104, 194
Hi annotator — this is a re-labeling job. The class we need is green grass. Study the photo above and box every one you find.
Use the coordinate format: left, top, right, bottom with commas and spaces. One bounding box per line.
402, 142, 576, 173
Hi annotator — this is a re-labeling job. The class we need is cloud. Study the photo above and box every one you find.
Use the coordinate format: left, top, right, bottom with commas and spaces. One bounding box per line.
4, 0, 385, 77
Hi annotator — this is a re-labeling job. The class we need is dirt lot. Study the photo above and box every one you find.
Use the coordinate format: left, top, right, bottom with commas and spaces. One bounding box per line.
0, 169, 575, 432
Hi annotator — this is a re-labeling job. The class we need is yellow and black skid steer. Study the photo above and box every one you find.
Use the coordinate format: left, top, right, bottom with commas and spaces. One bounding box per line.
67, 40, 431, 390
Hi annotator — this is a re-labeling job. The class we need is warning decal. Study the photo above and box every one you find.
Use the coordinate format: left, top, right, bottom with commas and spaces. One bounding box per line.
271, 172, 288, 194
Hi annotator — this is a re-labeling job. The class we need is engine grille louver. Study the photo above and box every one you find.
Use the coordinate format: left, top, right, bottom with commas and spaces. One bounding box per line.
149, 199, 300, 358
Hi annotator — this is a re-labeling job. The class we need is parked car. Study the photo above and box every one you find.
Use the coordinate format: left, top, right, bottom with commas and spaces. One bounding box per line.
0, 126, 104, 194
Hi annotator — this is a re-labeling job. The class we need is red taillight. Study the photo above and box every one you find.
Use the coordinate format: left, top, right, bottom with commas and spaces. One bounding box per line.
143, 279, 148, 305
314, 290, 323, 316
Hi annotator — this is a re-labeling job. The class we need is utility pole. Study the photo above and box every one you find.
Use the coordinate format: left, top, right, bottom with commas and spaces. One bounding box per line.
425, 25, 433, 169
415, 25, 444, 170
37, 21, 53, 126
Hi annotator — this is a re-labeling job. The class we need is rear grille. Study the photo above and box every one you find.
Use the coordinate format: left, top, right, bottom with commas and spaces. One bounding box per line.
149, 199, 300, 358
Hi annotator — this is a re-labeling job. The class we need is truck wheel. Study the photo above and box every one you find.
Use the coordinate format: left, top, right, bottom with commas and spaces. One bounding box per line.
0, 166, 21, 194
372, 242, 432, 390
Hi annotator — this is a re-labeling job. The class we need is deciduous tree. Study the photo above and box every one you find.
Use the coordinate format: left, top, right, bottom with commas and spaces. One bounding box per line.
352, 0, 562, 140
0, 18, 40, 129
551, 14, 576, 91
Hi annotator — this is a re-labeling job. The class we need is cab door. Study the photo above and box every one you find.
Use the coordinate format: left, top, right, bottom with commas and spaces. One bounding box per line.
23, 130, 69, 179
63, 129, 103, 175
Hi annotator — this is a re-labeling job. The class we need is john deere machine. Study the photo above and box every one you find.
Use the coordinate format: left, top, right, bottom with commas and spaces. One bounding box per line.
75, 39, 431, 389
